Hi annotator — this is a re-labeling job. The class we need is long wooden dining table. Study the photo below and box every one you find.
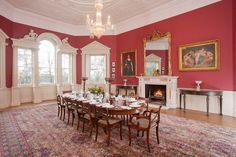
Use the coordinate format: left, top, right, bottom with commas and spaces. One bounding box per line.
62, 93, 146, 124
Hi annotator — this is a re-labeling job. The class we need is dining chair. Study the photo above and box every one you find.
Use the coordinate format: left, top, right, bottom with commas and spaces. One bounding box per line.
80, 101, 93, 133
94, 106, 123, 146
76, 100, 86, 131
57, 95, 66, 120
127, 105, 162, 152
64, 97, 76, 126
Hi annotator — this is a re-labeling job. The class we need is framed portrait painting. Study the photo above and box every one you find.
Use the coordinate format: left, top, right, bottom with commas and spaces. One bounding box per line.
121, 49, 137, 77
178, 40, 219, 71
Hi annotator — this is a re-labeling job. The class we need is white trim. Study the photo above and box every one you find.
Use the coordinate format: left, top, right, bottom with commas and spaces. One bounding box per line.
10, 30, 77, 104
0, 0, 221, 36
81, 41, 110, 84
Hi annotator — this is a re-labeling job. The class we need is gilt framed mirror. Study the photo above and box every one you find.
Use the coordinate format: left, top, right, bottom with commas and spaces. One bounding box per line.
143, 31, 172, 76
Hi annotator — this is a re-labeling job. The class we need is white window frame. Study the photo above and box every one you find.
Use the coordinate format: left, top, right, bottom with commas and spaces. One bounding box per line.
89, 54, 107, 84
81, 41, 110, 85
61, 53, 73, 84
0, 29, 9, 88
17, 48, 33, 86
38, 39, 57, 85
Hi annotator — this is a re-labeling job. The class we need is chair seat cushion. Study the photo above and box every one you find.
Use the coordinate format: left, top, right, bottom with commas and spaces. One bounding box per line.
129, 118, 149, 129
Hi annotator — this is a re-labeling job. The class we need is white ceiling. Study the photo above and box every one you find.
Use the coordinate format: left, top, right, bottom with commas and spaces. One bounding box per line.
1, 0, 221, 35
5, 0, 176, 25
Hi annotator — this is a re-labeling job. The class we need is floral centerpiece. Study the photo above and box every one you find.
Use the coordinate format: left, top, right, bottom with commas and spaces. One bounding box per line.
88, 86, 104, 95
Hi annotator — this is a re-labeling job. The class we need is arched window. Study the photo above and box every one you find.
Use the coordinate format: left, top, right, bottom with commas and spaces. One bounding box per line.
38, 40, 56, 84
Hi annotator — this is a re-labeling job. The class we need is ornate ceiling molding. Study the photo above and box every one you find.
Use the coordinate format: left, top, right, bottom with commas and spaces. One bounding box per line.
0, 0, 221, 36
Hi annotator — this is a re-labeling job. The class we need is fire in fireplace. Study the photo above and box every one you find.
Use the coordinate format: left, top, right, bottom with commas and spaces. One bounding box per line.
145, 84, 166, 105
153, 89, 163, 97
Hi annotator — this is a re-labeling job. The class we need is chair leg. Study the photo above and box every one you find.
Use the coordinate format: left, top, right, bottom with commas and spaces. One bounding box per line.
90, 119, 94, 137
147, 130, 150, 152
58, 106, 60, 117
82, 118, 85, 132
60, 107, 63, 120
95, 124, 98, 142
120, 123, 122, 140
107, 127, 111, 146
72, 112, 75, 126
63, 108, 65, 121
77, 114, 80, 130
128, 127, 131, 146
156, 125, 159, 144
142, 131, 144, 137
63, 108, 66, 121
67, 111, 70, 125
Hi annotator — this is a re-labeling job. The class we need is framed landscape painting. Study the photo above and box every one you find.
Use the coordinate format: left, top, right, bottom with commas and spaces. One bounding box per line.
121, 49, 137, 77
178, 40, 219, 71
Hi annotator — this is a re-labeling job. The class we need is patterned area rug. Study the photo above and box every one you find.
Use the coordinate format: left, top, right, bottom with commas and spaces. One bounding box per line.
0, 104, 236, 157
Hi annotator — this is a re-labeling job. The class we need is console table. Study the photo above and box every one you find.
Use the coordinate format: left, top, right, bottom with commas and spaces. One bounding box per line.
116, 85, 138, 96
179, 88, 223, 116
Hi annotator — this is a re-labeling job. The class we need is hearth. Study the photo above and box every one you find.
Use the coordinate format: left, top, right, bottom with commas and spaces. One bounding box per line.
145, 84, 166, 105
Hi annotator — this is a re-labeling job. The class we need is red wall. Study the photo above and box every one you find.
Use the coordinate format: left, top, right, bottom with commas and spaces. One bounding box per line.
0, 16, 117, 87
0, 0, 235, 90
117, 0, 234, 90
0, 16, 13, 88
233, 0, 236, 90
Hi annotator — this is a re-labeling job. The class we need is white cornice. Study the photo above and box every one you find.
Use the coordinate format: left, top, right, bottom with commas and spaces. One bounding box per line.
0, 0, 221, 36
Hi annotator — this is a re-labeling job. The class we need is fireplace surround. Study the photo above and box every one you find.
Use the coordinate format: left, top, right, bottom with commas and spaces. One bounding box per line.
137, 76, 178, 108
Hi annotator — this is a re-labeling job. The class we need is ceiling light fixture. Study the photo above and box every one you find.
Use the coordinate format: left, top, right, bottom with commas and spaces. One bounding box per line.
86, 0, 114, 38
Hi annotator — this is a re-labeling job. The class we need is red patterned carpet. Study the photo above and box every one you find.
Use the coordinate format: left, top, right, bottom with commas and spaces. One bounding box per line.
0, 104, 236, 157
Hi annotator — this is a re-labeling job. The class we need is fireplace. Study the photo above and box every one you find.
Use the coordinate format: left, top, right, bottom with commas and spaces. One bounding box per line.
137, 76, 178, 108
145, 84, 166, 105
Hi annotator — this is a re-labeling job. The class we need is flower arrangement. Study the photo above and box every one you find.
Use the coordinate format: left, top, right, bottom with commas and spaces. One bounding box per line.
88, 86, 104, 95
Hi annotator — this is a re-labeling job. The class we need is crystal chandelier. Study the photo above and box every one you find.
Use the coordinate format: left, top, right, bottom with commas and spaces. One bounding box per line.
86, 0, 114, 38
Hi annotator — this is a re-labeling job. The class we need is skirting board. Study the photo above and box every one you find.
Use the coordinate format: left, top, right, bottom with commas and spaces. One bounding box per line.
0, 85, 235, 117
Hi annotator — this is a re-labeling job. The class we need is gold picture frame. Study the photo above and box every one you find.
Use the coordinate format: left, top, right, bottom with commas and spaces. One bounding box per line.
121, 49, 137, 77
178, 40, 219, 71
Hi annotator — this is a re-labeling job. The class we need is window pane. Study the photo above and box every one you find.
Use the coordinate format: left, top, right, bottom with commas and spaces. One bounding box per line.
62, 53, 72, 84
17, 48, 32, 85
38, 40, 55, 84
62, 54, 70, 68
39, 67, 55, 84
18, 49, 32, 66
62, 68, 71, 84
90, 55, 105, 83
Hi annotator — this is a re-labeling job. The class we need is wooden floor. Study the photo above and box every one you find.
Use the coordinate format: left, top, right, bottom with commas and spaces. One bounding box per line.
2, 101, 236, 129
161, 108, 236, 129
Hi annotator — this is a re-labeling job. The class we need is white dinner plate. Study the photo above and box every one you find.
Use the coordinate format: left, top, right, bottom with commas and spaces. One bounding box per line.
129, 103, 141, 108
120, 106, 132, 110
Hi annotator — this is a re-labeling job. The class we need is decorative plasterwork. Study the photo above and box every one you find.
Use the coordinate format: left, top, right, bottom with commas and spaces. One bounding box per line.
60, 37, 78, 54
146, 54, 162, 62
81, 41, 111, 54
12, 30, 39, 49
0, 0, 221, 36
